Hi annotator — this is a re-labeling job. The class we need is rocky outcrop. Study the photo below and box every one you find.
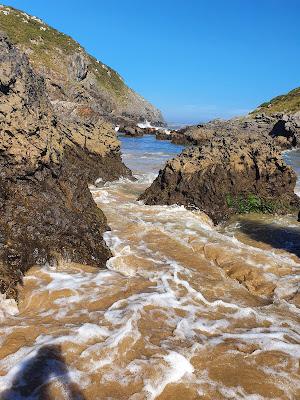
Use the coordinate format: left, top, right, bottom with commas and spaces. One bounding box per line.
0, 35, 131, 299
167, 113, 300, 149
118, 125, 144, 137
269, 113, 300, 148
139, 136, 300, 224
142, 97, 300, 226
0, 5, 165, 127
119, 125, 162, 138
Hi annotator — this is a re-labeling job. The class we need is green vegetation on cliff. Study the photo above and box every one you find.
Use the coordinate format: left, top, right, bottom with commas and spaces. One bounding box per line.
252, 87, 300, 115
0, 4, 164, 124
0, 5, 128, 100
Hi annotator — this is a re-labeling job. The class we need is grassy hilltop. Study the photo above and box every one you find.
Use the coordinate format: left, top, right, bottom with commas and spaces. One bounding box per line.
252, 87, 300, 115
0, 4, 163, 124
0, 5, 127, 99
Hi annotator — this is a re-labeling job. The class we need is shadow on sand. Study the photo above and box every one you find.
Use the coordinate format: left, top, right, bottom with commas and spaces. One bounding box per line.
1, 345, 86, 399
239, 219, 300, 258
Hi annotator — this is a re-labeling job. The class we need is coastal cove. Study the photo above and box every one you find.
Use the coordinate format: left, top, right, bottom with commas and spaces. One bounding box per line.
0, 134, 299, 399
0, 3, 300, 399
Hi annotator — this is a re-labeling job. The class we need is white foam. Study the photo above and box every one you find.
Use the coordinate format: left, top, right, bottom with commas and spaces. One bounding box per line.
0, 294, 18, 321
137, 120, 152, 129
144, 351, 194, 399
0, 138, 299, 398
77, 323, 110, 340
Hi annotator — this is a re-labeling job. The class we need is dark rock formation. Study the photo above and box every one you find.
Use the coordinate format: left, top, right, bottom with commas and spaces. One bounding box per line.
269, 113, 300, 148
139, 136, 300, 224
0, 35, 131, 299
119, 125, 164, 138
155, 129, 194, 145
155, 131, 172, 141
119, 125, 144, 137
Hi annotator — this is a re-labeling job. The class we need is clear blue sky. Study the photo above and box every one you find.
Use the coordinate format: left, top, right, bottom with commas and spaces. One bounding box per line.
5, 0, 300, 124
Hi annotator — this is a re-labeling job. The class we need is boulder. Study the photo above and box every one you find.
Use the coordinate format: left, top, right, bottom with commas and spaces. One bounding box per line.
139, 137, 300, 224
119, 125, 144, 137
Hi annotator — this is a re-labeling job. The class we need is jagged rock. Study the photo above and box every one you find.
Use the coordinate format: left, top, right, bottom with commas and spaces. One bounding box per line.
169, 113, 300, 149
139, 137, 300, 224
270, 114, 300, 148
0, 34, 131, 299
119, 125, 144, 137
155, 131, 173, 141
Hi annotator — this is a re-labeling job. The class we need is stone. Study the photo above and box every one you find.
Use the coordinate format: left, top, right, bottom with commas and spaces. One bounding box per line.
0, 34, 131, 299
139, 136, 300, 224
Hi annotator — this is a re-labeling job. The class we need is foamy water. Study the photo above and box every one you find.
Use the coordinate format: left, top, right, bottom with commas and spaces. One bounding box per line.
0, 136, 299, 399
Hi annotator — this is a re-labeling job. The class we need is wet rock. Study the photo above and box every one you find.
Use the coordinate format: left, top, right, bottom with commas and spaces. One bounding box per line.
0, 34, 131, 299
155, 130, 172, 141
139, 137, 300, 224
119, 125, 144, 137
119, 125, 165, 138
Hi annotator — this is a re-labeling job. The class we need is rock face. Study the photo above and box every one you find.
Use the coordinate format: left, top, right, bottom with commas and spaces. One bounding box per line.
0, 5, 164, 127
0, 34, 131, 299
140, 137, 300, 224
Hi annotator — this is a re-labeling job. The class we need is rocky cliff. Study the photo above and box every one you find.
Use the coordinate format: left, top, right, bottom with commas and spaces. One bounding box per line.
0, 34, 131, 299
0, 5, 164, 127
140, 136, 300, 224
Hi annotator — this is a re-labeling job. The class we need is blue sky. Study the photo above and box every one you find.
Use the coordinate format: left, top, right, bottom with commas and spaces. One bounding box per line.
5, 0, 300, 123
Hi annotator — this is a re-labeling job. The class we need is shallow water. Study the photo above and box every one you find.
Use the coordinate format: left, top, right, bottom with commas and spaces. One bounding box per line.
223, 148, 300, 260
0, 136, 299, 399
284, 148, 300, 196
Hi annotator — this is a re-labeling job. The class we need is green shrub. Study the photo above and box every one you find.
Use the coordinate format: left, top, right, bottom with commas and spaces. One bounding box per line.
226, 193, 276, 214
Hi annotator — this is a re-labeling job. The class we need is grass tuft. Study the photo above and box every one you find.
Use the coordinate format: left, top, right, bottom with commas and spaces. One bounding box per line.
226, 193, 276, 214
